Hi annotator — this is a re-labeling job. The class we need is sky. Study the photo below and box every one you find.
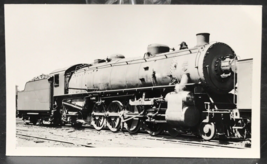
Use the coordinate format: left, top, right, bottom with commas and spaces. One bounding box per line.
4, 5, 262, 90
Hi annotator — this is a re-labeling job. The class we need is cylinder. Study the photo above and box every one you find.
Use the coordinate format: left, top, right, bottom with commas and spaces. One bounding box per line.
196, 33, 210, 46
165, 91, 200, 127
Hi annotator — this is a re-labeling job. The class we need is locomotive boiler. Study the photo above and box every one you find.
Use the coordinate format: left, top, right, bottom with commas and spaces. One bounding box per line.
16, 33, 252, 141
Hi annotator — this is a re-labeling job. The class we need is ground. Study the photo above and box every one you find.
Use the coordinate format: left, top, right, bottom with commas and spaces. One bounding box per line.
16, 118, 250, 149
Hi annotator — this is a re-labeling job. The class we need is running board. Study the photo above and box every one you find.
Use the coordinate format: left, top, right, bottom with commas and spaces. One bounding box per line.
62, 102, 83, 110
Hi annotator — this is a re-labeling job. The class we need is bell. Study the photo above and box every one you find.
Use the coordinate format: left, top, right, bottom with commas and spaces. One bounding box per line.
180, 42, 188, 50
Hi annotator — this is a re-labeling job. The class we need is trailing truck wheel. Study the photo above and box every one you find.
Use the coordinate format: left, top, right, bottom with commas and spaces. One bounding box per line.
91, 103, 106, 131
23, 120, 29, 125
145, 123, 164, 136
106, 101, 123, 132
198, 122, 216, 141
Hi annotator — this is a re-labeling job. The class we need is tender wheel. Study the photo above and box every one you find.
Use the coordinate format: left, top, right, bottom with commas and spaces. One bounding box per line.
145, 123, 164, 136
91, 103, 106, 131
37, 119, 44, 126
30, 117, 37, 125
22, 116, 30, 125
125, 105, 143, 134
198, 122, 216, 141
106, 101, 123, 132
24, 122, 29, 125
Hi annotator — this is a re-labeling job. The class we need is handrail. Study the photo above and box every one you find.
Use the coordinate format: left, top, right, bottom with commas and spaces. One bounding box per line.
78, 48, 199, 72
67, 83, 195, 94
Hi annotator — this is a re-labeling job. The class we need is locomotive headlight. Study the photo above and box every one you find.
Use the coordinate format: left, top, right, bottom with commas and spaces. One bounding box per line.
219, 56, 237, 78
220, 58, 232, 71
220, 56, 237, 73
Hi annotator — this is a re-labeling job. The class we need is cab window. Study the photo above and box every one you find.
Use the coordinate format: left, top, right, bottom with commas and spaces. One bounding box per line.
54, 74, 59, 87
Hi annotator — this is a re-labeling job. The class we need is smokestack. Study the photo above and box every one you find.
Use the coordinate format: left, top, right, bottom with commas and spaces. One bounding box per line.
196, 33, 210, 46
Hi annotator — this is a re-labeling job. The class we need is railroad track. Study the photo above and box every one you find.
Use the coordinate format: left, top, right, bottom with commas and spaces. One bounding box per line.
16, 132, 94, 148
144, 135, 250, 149
16, 125, 250, 149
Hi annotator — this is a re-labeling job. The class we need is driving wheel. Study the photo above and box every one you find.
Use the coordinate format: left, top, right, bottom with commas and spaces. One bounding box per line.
91, 103, 106, 130
106, 101, 123, 132
125, 105, 143, 134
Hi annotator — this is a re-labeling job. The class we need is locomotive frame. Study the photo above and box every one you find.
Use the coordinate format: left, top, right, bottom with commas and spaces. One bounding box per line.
16, 33, 253, 141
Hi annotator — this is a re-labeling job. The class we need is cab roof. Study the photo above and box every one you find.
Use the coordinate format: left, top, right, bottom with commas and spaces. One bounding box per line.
49, 63, 91, 75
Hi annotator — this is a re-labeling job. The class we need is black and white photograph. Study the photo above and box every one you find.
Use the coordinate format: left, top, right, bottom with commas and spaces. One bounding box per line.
5, 5, 261, 158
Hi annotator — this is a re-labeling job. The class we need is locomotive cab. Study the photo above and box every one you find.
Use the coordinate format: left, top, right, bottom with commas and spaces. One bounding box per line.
50, 63, 91, 95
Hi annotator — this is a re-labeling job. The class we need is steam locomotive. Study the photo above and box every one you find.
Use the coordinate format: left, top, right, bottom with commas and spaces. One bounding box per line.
16, 33, 252, 141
